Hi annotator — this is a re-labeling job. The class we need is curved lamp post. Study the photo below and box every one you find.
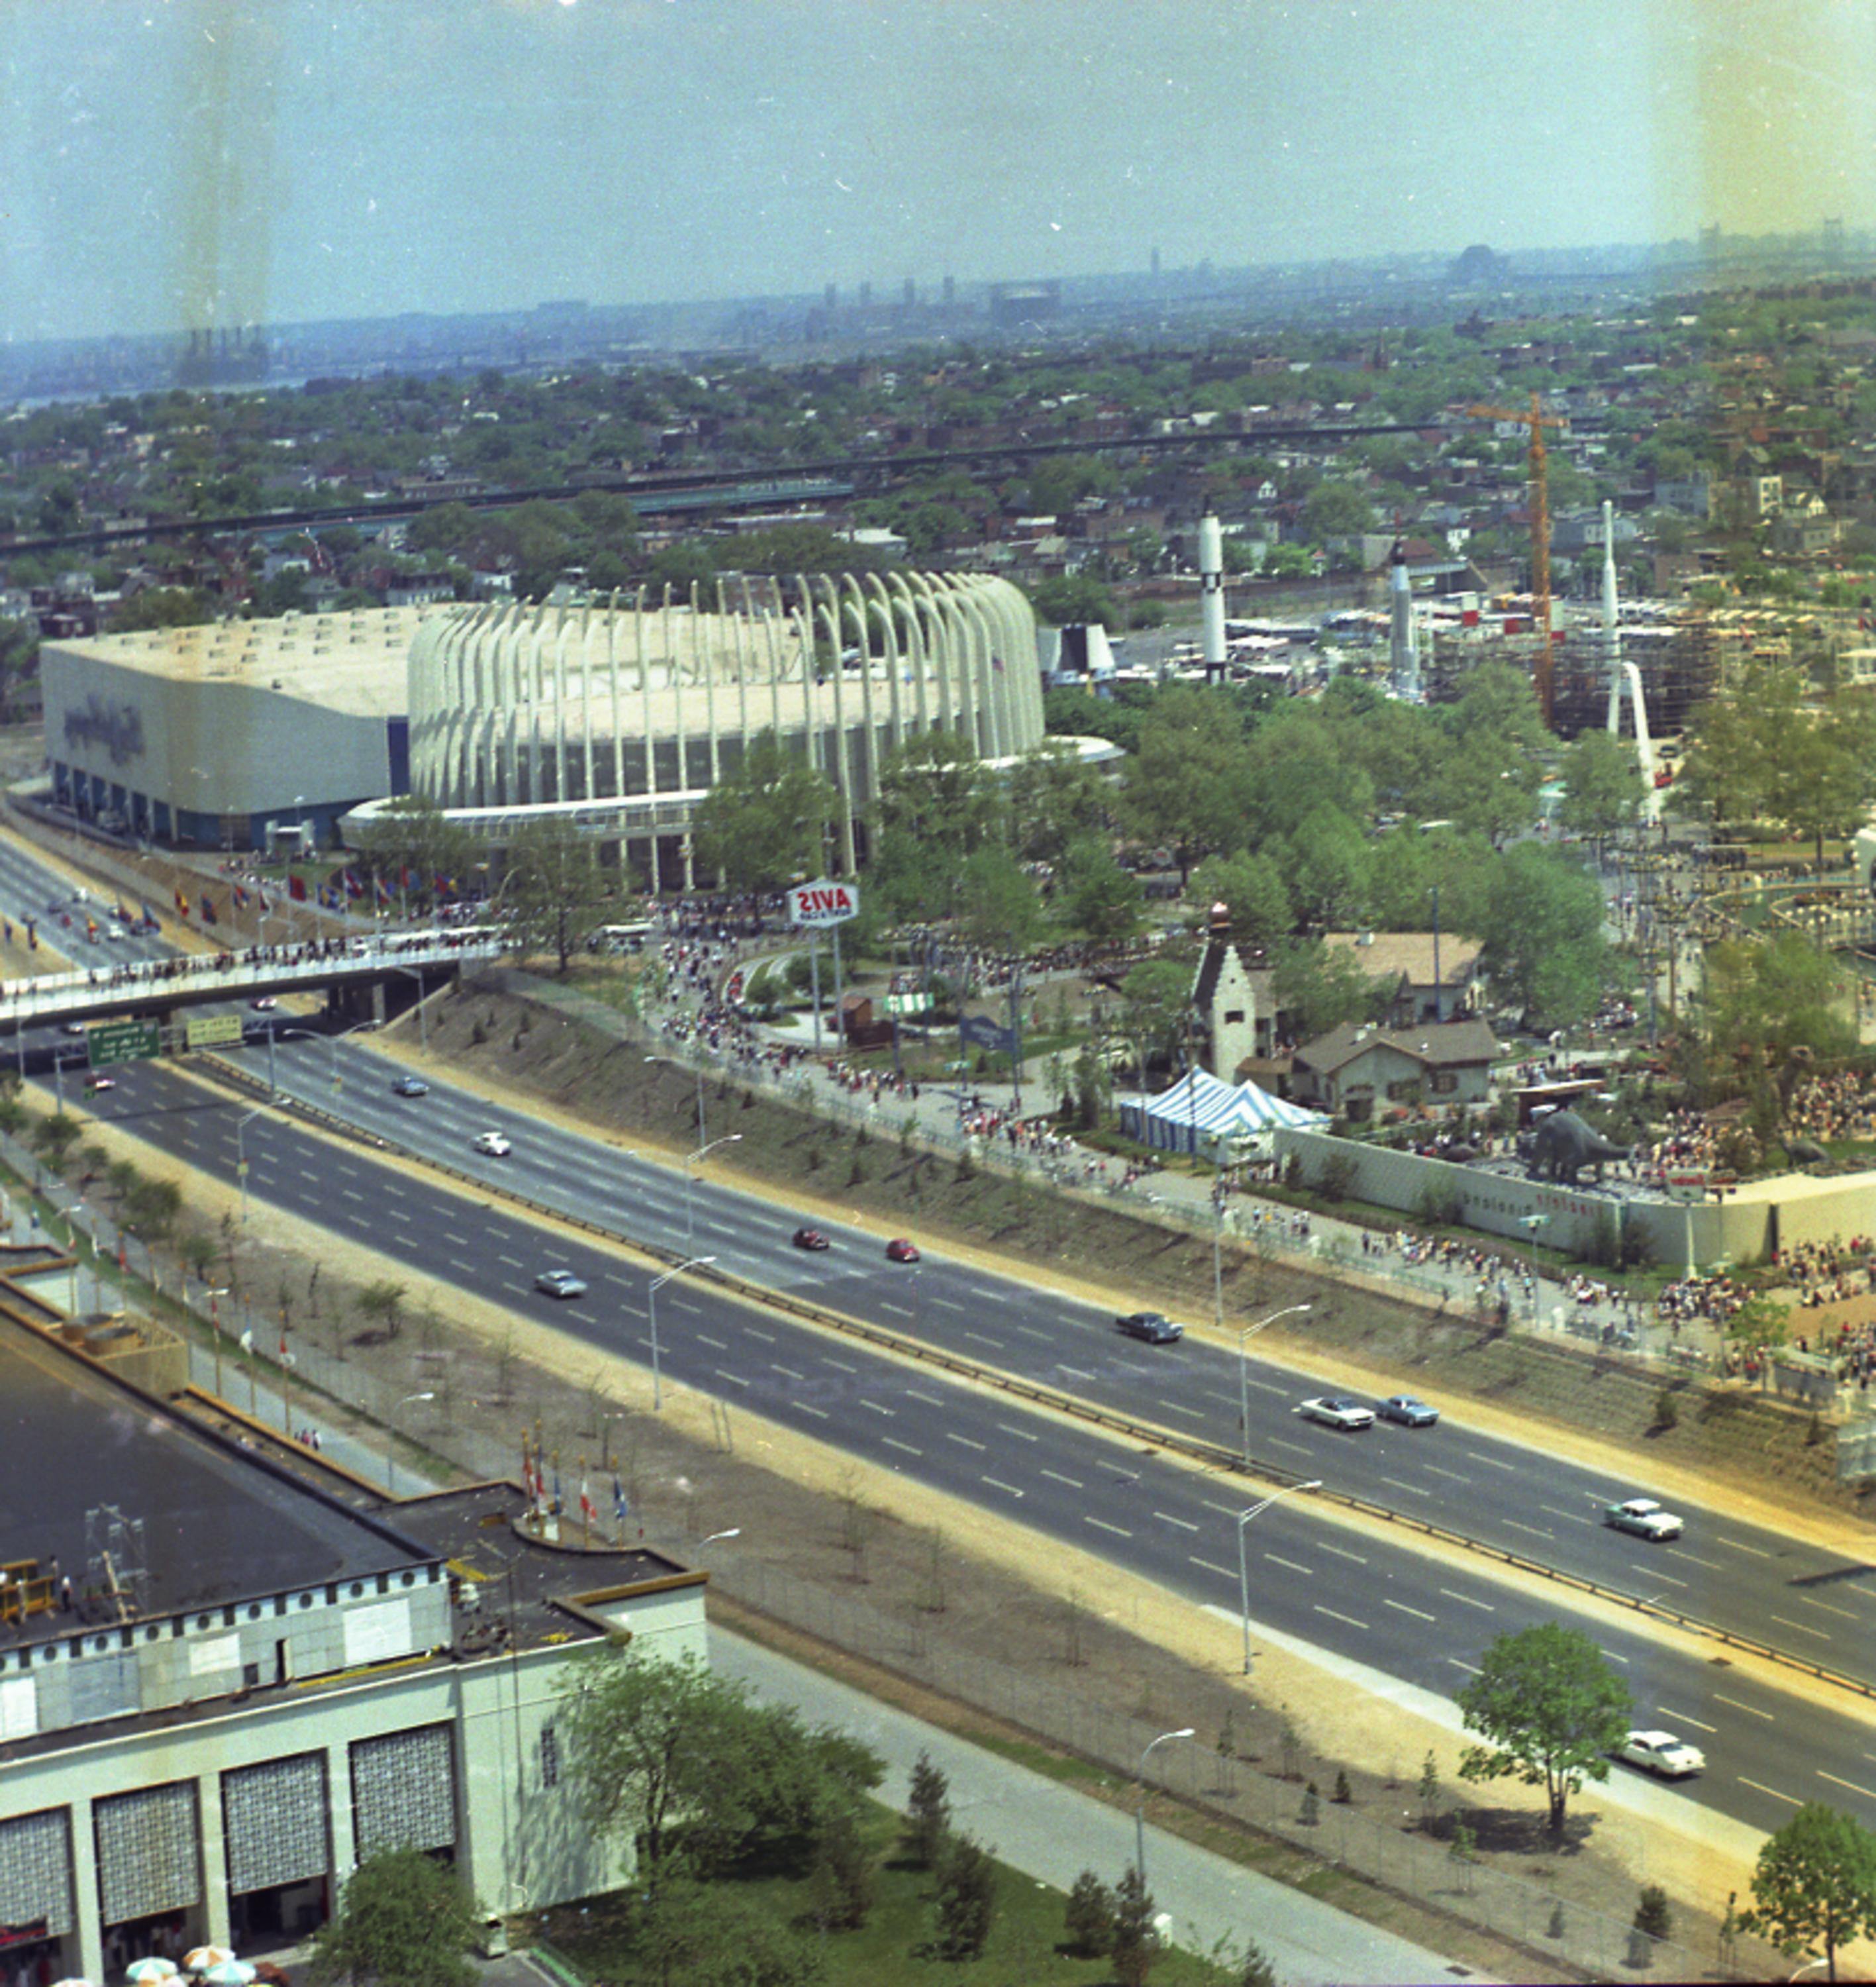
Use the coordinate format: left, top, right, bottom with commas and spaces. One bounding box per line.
387, 1390, 435, 1493
1236, 1303, 1312, 1466
648, 1255, 716, 1411
1135, 1727, 1195, 1888
1236, 1480, 1322, 1673
685, 1134, 742, 1245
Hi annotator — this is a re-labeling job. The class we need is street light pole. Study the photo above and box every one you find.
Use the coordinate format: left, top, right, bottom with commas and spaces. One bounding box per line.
1236, 1303, 1313, 1467
648, 1255, 716, 1411
386, 1390, 436, 1493
1236, 1481, 1322, 1673
684, 1135, 742, 1247
1135, 1727, 1195, 1888
207, 1286, 229, 1398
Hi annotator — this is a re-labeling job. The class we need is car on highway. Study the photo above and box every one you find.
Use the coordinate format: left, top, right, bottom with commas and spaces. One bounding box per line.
61, 1022, 87, 1037
885, 1237, 920, 1263
534, 1270, 587, 1300
1376, 1394, 1440, 1427
1604, 1496, 1683, 1541
83, 1074, 115, 1094
472, 1130, 513, 1157
391, 1075, 430, 1097
1116, 1309, 1183, 1345
792, 1227, 830, 1251
249, 996, 278, 1011
1615, 1729, 1705, 1778
1299, 1396, 1376, 1431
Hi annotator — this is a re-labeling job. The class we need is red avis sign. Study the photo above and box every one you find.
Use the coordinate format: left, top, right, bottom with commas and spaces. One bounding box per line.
788, 880, 860, 928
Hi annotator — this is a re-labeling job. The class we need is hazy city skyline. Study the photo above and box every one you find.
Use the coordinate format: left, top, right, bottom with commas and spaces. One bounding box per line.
1, 0, 1869, 347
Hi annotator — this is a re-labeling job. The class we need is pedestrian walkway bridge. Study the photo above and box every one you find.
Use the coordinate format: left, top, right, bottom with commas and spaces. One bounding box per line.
1, 929, 505, 1035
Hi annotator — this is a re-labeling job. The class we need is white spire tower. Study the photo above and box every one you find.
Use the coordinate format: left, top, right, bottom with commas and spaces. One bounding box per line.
1388, 539, 1419, 698
1601, 499, 1624, 734
1199, 511, 1226, 682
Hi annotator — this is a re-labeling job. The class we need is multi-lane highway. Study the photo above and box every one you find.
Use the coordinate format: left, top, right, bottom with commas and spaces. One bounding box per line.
66, 1033, 1876, 1843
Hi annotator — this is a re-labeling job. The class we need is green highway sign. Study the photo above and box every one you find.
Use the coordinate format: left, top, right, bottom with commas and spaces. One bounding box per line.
87, 1018, 160, 1069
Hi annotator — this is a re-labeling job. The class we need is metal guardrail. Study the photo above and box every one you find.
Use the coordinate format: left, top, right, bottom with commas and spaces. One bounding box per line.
197, 1048, 1876, 1710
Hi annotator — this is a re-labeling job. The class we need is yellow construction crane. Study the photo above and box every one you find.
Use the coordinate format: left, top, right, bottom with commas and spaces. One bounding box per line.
1467, 392, 1569, 726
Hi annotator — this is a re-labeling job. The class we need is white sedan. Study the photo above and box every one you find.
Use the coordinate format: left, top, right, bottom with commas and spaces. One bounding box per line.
1616, 1729, 1705, 1778
472, 1130, 513, 1157
1604, 1496, 1683, 1541
1299, 1396, 1376, 1431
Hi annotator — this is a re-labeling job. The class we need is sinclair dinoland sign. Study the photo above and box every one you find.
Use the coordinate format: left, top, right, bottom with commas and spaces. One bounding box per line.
787, 880, 860, 928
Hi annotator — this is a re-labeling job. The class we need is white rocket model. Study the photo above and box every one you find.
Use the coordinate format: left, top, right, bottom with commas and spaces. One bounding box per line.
1388, 539, 1419, 698
1601, 499, 1623, 734
1199, 511, 1226, 681
1599, 499, 1662, 823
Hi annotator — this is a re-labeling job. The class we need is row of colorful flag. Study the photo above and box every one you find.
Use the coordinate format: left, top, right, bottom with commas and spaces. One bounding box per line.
520, 1432, 626, 1528
167, 869, 468, 923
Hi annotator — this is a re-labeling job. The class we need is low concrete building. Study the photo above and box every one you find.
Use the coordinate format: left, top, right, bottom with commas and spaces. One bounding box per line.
1321, 931, 1485, 1027
0, 1313, 706, 1980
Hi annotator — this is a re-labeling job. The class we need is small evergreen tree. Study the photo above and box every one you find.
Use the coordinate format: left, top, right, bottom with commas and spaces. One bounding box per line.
904, 1748, 952, 1867
1634, 1882, 1672, 1941
1417, 1749, 1440, 1831
1110, 1864, 1159, 1987
1236, 1936, 1279, 1987
1333, 1768, 1352, 1804
807, 1806, 873, 1931
932, 1832, 995, 1961
1063, 1868, 1115, 1958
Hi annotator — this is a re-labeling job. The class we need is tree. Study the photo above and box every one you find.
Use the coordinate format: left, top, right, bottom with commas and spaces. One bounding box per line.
1557, 729, 1644, 855
1234, 1937, 1279, 1987
1479, 842, 1610, 1028
1031, 573, 1123, 630
1124, 686, 1250, 884
955, 846, 1049, 956
1109, 1864, 1160, 1987
691, 729, 838, 893
1118, 956, 1191, 1074
1189, 850, 1292, 952
1743, 1803, 1876, 1982
903, 1748, 952, 1868
1056, 835, 1144, 943
806, 1805, 873, 1931
1456, 1621, 1632, 1834
932, 1831, 996, 1961
499, 816, 611, 974
356, 1278, 407, 1342
1300, 478, 1375, 542
1063, 1869, 1115, 1958
308, 1845, 479, 1987
557, 1643, 883, 1898
1007, 739, 1110, 867
31, 1113, 81, 1169
360, 794, 477, 910
624, 1880, 822, 1987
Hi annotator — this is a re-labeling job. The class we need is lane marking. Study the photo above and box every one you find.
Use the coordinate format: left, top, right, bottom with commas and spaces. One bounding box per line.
771, 1364, 803, 1382
1798, 1596, 1861, 1621
861, 1400, 895, 1418
945, 1433, 985, 1451
1314, 1604, 1369, 1630
1739, 1778, 1801, 1808
1667, 1548, 1722, 1571
1190, 1556, 1234, 1580
1058, 1364, 1094, 1381
883, 1437, 923, 1458
744, 1327, 775, 1345
1379, 1476, 1430, 1497
1385, 1598, 1436, 1623
1440, 1589, 1495, 1612
1769, 1613, 1830, 1641
695, 1333, 727, 1351
797, 1403, 829, 1420
1423, 1464, 1471, 1484
1714, 1694, 1776, 1722
982, 1476, 1025, 1499
1820, 1770, 1876, 1802
1318, 1543, 1367, 1565
1447, 1658, 1481, 1676
1243, 1377, 1288, 1397
1463, 1451, 1518, 1472
1718, 1537, 1772, 1558
1086, 1517, 1132, 1538
823, 1356, 858, 1373
1040, 1468, 1083, 1489
1267, 1438, 1316, 1458
497, 1253, 522, 1268
1156, 1400, 1207, 1423
962, 1331, 1002, 1349
342, 1189, 366, 1205
1503, 1519, 1554, 1541
1656, 1708, 1716, 1733
1014, 1325, 1052, 1341
1154, 1511, 1199, 1533
930, 1298, 965, 1312
903, 1389, 944, 1407
877, 1302, 909, 1319
1600, 1648, 1630, 1666
1539, 1505, 1591, 1525
714, 1370, 749, 1390
995, 1422, 1040, 1443
1265, 1554, 1312, 1578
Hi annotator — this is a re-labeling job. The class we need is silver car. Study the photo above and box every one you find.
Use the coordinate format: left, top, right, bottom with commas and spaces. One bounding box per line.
1604, 1497, 1683, 1541
1299, 1396, 1375, 1431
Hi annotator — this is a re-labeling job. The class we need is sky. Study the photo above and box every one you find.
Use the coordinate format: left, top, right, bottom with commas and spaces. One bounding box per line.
1, 0, 1873, 344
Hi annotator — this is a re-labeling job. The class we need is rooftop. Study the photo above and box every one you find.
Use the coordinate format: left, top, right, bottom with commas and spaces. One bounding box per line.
42, 605, 431, 717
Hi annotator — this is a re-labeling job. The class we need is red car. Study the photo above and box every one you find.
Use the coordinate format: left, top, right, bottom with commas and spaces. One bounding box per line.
792, 1227, 830, 1251
885, 1237, 920, 1263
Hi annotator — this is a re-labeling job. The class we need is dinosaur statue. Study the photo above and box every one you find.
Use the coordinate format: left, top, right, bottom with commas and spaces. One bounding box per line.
1519, 1109, 1631, 1186
1785, 1137, 1829, 1170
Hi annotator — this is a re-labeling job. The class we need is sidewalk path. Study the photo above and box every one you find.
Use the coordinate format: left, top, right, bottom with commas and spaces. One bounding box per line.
712, 1625, 1486, 1987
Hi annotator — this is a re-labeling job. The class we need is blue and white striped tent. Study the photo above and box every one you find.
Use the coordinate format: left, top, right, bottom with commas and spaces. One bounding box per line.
1119, 1071, 1327, 1155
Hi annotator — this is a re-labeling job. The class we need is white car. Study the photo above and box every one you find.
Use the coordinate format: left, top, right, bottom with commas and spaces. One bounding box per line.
1617, 1729, 1705, 1778
1604, 1496, 1683, 1541
472, 1130, 513, 1157
1299, 1396, 1375, 1431
534, 1270, 587, 1300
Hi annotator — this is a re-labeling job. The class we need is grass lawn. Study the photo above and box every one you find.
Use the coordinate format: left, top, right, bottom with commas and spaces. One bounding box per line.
545, 1804, 1242, 1986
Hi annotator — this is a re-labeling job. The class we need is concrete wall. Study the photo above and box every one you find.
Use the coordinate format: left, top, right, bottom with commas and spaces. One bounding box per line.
1267, 1125, 1859, 1270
